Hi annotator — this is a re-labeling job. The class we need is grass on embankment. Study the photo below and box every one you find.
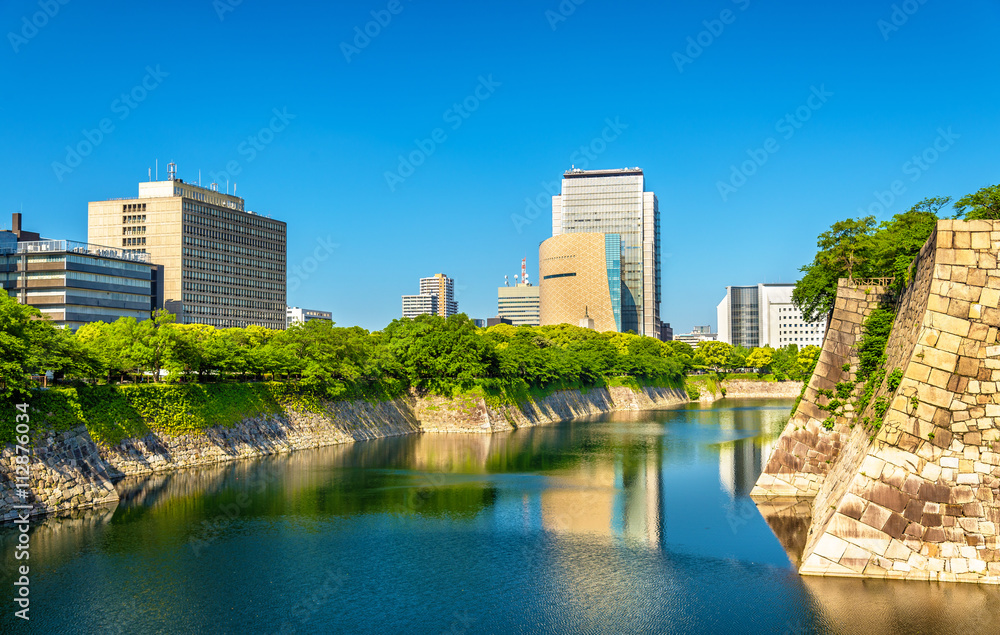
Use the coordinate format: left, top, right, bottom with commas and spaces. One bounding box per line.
2, 375, 687, 447
1, 380, 407, 447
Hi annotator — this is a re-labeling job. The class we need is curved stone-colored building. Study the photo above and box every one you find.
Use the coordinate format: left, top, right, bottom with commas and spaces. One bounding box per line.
539, 232, 621, 332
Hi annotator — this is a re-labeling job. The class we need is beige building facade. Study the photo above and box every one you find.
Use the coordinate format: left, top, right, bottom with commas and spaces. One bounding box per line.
88, 173, 286, 329
539, 232, 620, 332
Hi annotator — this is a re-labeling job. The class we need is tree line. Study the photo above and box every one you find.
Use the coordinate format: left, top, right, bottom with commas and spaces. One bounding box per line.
793, 183, 1000, 323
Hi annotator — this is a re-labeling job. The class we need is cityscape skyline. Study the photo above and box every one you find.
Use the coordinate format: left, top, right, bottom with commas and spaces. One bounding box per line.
2, 1, 998, 332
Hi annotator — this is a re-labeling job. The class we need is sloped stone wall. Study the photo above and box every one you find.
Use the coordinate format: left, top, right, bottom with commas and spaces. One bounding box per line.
2, 384, 688, 520
751, 281, 893, 498
760, 219, 1000, 584
0, 427, 118, 522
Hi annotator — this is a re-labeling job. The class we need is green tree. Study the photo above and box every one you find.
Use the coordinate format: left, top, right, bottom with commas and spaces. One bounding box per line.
0, 290, 67, 397
696, 341, 732, 370
793, 216, 876, 323
745, 347, 774, 373
868, 198, 945, 292
955, 184, 1000, 220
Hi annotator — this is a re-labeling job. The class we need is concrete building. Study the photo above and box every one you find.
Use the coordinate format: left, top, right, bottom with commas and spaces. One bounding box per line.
659, 321, 673, 342
88, 166, 287, 329
420, 273, 458, 317
402, 273, 458, 318
0, 213, 156, 330
551, 168, 660, 337
402, 294, 437, 319
498, 284, 540, 327
716, 284, 826, 349
674, 325, 717, 348
497, 258, 540, 326
486, 316, 512, 327
539, 232, 621, 332
286, 306, 333, 327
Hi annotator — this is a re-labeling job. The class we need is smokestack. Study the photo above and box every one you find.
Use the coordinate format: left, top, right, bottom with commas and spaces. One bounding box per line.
12, 212, 21, 234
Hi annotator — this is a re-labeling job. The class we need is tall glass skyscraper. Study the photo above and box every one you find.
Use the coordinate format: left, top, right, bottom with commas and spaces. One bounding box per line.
551, 168, 661, 337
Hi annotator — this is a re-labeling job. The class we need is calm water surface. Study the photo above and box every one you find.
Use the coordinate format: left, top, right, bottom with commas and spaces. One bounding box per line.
3, 398, 999, 634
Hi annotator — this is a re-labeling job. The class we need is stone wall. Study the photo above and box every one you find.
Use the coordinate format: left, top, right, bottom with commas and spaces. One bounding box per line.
752, 281, 893, 498
1, 384, 689, 521
0, 427, 118, 522
721, 380, 803, 399
758, 219, 1000, 584
101, 396, 422, 477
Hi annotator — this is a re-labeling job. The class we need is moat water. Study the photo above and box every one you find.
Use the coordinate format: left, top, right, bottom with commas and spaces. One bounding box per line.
3, 399, 999, 634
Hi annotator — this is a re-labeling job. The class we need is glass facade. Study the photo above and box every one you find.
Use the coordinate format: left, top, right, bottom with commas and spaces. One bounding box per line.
605, 233, 622, 332
554, 169, 660, 336
729, 286, 760, 349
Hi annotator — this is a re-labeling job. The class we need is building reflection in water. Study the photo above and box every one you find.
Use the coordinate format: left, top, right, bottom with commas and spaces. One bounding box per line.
716, 406, 786, 498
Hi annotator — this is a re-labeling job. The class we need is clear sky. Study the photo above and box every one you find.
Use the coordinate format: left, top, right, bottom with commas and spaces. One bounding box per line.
2, 0, 998, 333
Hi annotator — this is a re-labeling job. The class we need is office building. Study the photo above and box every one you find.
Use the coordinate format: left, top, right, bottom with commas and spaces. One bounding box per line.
551, 167, 660, 337
539, 232, 621, 332
402, 273, 458, 318
486, 316, 513, 327
659, 321, 673, 342
420, 273, 458, 317
88, 165, 287, 329
716, 284, 826, 348
497, 259, 540, 326
286, 306, 333, 327
0, 213, 156, 330
673, 325, 717, 348
402, 294, 437, 318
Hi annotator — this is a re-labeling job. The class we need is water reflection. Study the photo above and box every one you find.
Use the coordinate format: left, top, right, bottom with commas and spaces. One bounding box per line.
4, 399, 1000, 634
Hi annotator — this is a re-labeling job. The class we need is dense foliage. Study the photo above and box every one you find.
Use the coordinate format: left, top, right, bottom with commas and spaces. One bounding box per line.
685, 340, 820, 382
792, 197, 946, 322
0, 300, 688, 402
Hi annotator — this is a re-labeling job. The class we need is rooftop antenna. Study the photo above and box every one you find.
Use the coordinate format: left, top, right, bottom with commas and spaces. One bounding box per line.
167, 162, 176, 181
156, 159, 158, 180
521, 258, 528, 285
233, 183, 237, 196
199, 170, 202, 186
227, 180, 230, 194
210, 183, 218, 192
148, 167, 152, 181
504, 275, 509, 287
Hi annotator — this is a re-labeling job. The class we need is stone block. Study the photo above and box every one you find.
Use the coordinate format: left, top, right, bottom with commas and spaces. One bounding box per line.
953, 232, 971, 249
957, 356, 982, 377
921, 347, 959, 373
929, 311, 972, 338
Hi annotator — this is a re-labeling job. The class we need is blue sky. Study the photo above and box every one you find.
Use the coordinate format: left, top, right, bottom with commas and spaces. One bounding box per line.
2, 0, 998, 333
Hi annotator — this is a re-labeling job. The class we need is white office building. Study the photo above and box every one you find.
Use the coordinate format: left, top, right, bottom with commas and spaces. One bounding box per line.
286, 306, 333, 328
402, 294, 437, 319
717, 283, 826, 349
